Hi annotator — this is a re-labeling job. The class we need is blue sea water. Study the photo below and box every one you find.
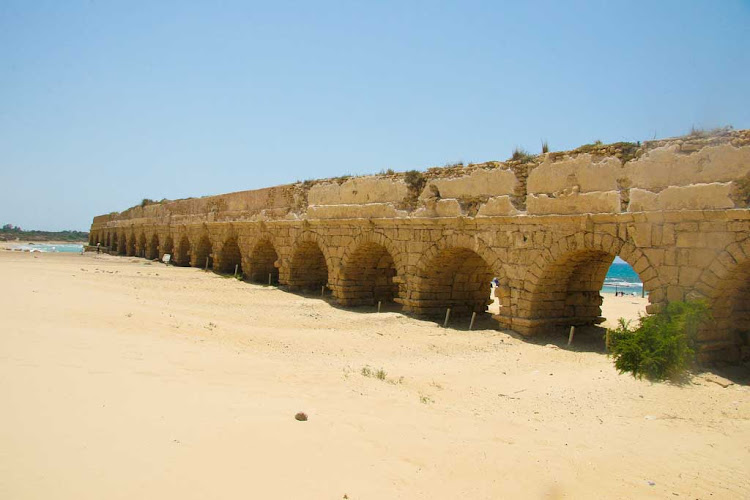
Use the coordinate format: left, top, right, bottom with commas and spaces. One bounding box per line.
13, 243, 83, 253
602, 261, 644, 296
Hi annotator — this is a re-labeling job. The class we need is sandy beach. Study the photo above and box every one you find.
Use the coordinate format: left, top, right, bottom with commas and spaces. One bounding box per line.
1, 250, 748, 499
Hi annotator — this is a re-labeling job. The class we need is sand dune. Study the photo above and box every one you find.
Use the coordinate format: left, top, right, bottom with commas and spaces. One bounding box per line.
1, 251, 748, 499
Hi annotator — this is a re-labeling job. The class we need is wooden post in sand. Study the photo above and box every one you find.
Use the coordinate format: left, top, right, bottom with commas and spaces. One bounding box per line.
378, 301, 382, 313
443, 308, 451, 328
568, 326, 575, 345
321, 285, 325, 297
605, 329, 610, 351
469, 312, 477, 330
268, 273, 272, 286
234, 264, 238, 277
205, 257, 209, 271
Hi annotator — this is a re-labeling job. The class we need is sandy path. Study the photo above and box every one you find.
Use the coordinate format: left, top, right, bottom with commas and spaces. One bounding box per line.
0, 251, 748, 499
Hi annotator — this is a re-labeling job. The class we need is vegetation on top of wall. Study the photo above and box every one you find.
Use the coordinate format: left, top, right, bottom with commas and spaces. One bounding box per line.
398, 170, 427, 211
607, 300, 710, 381
509, 147, 535, 163
686, 125, 734, 139
566, 140, 641, 164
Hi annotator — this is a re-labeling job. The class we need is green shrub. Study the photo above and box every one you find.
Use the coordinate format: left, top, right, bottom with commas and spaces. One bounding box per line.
607, 300, 710, 381
510, 147, 534, 163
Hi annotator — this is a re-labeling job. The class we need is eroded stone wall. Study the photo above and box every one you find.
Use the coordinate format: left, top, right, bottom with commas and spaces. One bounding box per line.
90, 129, 750, 362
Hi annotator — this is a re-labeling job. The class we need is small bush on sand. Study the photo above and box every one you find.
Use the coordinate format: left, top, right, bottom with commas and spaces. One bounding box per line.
607, 301, 710, 381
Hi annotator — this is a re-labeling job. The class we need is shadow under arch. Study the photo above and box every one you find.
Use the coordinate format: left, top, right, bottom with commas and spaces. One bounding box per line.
146, 233, 159, 260
174, 235, 191, 266
161, 234, 174, 260
410, 235, 501, 318
288, 238, 330, 292
117, 233, 127, 255
339, 234, 404, 307
217, 236, 242, 274
138, 232, 147, 258
126, 233, 136, 256
521, 233, 658, 335
248, 238, 280, 284
192, 234, 213, 268
694, 239, 750, 363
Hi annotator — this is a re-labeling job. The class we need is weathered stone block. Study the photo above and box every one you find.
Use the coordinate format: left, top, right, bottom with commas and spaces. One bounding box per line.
527, 191, 621, 215
308, 178, 408, 205
420, 168, 517, 199
528, 155, 621, 194
628, 184, 735, 212
476, 196, 519, 217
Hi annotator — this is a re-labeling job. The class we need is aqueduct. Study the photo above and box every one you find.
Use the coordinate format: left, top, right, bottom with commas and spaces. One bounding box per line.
89, 130, 750, 362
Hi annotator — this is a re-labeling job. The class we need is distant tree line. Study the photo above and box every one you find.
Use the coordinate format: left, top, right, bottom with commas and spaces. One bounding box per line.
1, 224, 89, 242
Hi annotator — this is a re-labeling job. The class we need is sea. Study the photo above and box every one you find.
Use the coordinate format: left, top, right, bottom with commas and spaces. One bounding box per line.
603, 257, 645, 296
11, 243, 84, 253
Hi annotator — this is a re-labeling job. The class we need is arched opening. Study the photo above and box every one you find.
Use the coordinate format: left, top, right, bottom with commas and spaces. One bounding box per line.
217, 237, 243, 274
599, 255, 649, 330
289, 241, 329, 291
248, 240, 279, 284
118, 234, 127, 255
126, 234, 136, 256
707, 260, 750, 362
105, 233, 111, 248
162, 235, 174, 260
175, 236, 191, 266
340, 242, 399, 306
528, 250, 648, 334
138, 233, 147, 258
192, 235, 213, 269
146, 234, 159, 260
417, 248, 494, 317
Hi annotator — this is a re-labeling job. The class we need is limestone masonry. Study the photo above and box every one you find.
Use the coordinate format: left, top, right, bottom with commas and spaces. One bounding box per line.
90, 129, 750, 362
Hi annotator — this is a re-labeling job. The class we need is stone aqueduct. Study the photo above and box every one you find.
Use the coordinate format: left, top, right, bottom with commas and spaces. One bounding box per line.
90, 130, 750, 362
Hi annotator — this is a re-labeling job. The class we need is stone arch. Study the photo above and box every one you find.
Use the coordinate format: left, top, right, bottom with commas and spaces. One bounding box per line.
217, 236, 243, 274
338, 232, 405, 306
191, 234, 213, 268
522, 232, 658, 331
288, 233, 332, 291
174, 234, 191, 266
138, 232, 147, 258
105, 233, 111, 248
692, 238, 750, 362
118, 233, 127, 255
126, 232, 136, 256
161, 234, 174, 260
410, 234, 501, 317
247, 238, 280, 284
146, 233, 159, 260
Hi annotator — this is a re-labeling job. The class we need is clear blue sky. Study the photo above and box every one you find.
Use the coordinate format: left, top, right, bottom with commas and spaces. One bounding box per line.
1, 1, 748, 231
